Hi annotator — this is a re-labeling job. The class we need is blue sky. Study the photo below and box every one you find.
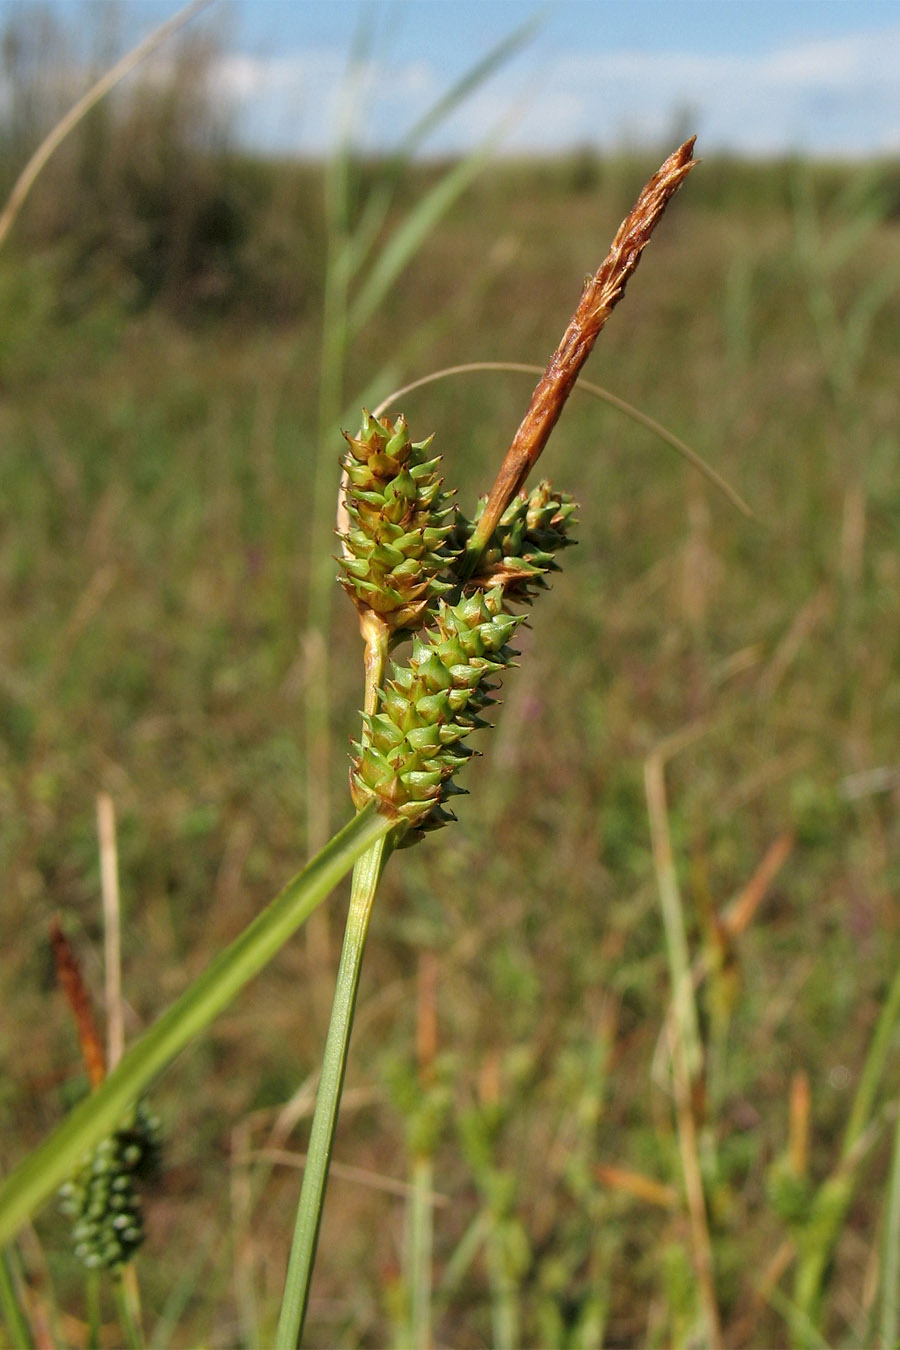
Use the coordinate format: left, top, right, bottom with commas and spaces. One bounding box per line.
4, 0, 900, 158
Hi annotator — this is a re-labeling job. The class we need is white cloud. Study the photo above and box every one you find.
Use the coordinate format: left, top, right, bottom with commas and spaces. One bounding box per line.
762, 29, 894, 86
213, 21, 900, 159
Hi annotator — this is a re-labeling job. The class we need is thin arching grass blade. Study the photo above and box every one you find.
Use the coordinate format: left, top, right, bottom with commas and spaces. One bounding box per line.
374, 361, 753, 519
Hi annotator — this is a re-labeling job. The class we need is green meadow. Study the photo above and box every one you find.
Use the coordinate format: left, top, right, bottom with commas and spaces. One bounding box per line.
2, 125, 900, 1345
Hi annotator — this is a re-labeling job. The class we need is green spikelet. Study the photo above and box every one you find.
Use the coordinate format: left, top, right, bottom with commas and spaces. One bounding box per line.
59, 1100, 161, 1271
350, 586, 523, 842
454, 478, 577, 599
339, 410, 456, 637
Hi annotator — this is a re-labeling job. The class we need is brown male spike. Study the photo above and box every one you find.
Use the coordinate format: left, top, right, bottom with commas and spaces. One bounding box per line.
462, 137, 697, 573
50, 918, 106, 1090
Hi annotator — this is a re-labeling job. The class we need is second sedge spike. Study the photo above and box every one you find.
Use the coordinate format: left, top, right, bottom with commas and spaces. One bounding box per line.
453, 479, 577, 599
350, 587, 523, 842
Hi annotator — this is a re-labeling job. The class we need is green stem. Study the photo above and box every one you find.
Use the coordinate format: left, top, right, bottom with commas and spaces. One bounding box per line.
113, 1267, 145, 1350
277, 608, 392, 1345
842, 962, 900, 1159
86, 1270, 101, 1349
408, 1155, 434, 1350
276, 828, 395, 1348
0, 1245, 31, 1350
486, 1220, 520, 1350
793, 958, 900, 1329
0, 804, 393, 1248
880, 1106, 900, 1350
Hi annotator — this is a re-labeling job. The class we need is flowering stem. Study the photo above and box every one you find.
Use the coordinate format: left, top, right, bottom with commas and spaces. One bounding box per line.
359, 609, 392, 718
276, 828, 395, 1348
276, 608, 395, 1345
113, 1267, 145, 1349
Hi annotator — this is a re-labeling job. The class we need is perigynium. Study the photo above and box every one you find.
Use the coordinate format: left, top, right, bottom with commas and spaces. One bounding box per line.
454, 478, 578, 599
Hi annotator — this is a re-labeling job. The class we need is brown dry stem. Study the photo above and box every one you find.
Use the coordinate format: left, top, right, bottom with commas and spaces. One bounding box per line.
464, 136, 696, 573
97, 792, 125, 1073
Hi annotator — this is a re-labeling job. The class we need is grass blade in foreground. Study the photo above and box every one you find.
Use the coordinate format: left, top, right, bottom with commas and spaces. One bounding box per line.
0, 1247, 31, 1349
0, 803, 393, 1248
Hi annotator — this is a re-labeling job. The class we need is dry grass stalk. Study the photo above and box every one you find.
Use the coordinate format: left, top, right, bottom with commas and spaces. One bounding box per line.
729, 1238, 796, 1345
759, 584, 832, 698
97, 792, 125, 1073
723, 829, 794, 940
594, 1164, 678, 1210
644, 719, 710, 1084
789, 1069, 811, 1178
242, 1149, 450, 1205
416, 950, 439, 1086
662, 829, 795, 1029
467, 137, 696, 564
644, 720, 722, 1348
667, 1014, 723, 1349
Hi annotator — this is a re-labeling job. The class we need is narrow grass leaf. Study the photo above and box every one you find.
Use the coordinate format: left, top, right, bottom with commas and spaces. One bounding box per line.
374, 363, 752, 519
880, 1106, 900, 1350
0, 1246, 32, 1350
396, 16, 540, 163
348, 139, 500, 337
793, 960, 900, 1326
340, 16, 541, 288
0, 805, 393, 1248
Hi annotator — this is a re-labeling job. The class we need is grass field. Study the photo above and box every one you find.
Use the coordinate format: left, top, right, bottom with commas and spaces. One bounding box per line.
2, 147, 900, 1346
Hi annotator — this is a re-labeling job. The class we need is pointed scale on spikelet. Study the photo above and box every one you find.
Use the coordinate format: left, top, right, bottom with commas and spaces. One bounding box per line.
453, 478, 577, 600
350, 587, 523, 843
339, 410, 457, 638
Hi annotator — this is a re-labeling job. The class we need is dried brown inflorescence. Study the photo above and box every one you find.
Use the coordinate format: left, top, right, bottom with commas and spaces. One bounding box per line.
465, 137, 697, 569
50, 918, 106, 1090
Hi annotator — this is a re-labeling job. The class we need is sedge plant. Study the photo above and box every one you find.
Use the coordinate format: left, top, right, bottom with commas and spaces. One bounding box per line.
276, 138, 698, 1344
0, 139, 703, 1344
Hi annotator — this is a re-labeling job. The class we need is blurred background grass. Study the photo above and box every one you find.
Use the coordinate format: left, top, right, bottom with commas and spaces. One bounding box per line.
2, 4, 900, 1346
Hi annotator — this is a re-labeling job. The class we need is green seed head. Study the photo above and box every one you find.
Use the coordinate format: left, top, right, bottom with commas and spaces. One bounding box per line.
350, 587, 523, 842
339, 410, 457, 637
59, 1100, 162, 1271
454, 479, 577, 599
